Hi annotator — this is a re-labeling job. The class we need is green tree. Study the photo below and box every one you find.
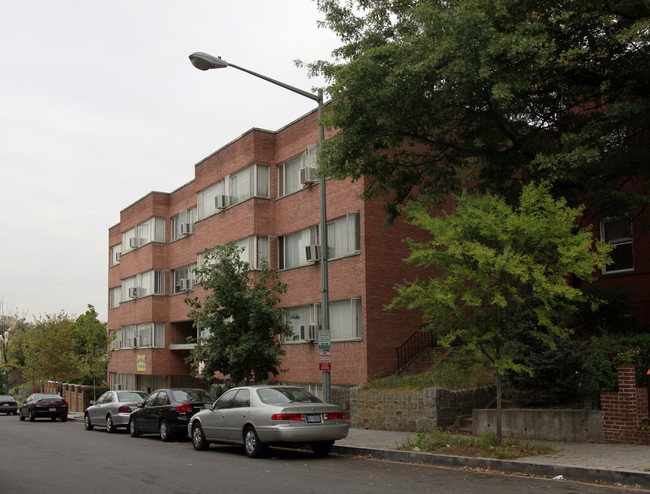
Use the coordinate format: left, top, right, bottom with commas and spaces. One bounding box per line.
68, 305, 110, 392
309, 0, 650, 220
387, 182, 611, 441
23, 312, 76, 389
185, 242, 293, 385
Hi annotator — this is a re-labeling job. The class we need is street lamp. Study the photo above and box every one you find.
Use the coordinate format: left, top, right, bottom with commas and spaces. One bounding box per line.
189, 52, 332, 402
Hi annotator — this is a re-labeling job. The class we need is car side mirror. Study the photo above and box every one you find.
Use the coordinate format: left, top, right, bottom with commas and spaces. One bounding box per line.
89, 400, 96, 405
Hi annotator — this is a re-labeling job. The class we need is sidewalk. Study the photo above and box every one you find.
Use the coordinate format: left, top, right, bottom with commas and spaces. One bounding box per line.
334, 428, 650, 489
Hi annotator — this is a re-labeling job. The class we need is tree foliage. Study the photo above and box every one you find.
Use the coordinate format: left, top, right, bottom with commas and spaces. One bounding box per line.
186, 242, 293, 385
68, 305, 110, 386
387, 182, 611, 439
310, 0, 650, 220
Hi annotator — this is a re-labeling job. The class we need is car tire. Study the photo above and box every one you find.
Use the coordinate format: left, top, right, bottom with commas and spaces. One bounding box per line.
50, 416, 56, 421
159, 420, 173, 442
106, 415, 116, 433
28, 409, 36, 422
191, 423, 209, 451
129, 418, 140, 437
19, 411, 25, 421
311, 440, 334, 456
84, 413, 94, 430
61, 415, 67, 422
243, 426, 266, 458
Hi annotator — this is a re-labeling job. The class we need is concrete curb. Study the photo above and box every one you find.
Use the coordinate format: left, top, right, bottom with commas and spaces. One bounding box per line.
331, 445, 650, 489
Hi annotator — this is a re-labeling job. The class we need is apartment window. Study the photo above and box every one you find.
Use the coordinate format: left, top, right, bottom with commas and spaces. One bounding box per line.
122, 325, 135, 348
109, 287, 121, 309
198, 180, 225, 220
327, 212, 361, 259
278, 228, 313, 269
171, 208, 197, 241
284, 299, 361, 342
172, 264, 195, 293
601, 218, 634, 273
122, 270, 166, 300
278, 154, 304, 197
230, 163, 270, 205
235, 236, 269, 270
122, 217, 165, 253
118, 323, 163, 349
330, 298, 362, 340
110, 245, 122, 266
110, 329, 122, 350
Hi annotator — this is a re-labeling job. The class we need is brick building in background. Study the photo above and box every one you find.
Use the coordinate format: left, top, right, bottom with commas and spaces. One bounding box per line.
107, 108, 650, 397
107, 109, 428, 395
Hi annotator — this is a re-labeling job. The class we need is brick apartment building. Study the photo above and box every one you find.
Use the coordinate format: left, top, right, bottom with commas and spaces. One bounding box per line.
107, 109, 428, 395
107, 108, 650, 396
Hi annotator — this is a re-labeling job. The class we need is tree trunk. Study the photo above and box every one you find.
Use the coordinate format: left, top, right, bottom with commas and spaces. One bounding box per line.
495, 373, 502, 444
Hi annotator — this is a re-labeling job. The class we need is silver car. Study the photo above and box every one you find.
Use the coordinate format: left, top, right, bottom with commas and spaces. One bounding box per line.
84, 390, 149, 433
188, 385, 348, 458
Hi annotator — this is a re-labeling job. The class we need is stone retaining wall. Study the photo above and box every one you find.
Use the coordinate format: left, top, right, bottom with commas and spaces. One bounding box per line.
350, 386, 494, 432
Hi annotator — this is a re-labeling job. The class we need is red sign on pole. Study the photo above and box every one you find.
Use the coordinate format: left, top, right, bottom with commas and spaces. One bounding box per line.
319, 350, 331, 372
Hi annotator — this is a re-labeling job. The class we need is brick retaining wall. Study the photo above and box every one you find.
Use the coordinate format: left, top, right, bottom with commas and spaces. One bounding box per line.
601, 365, 650, 444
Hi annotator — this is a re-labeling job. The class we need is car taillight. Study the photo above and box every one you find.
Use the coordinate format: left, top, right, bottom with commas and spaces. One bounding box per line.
324, 412, 346, 420
271, 413, 304, 421
118, 406, 132, 413
176, 403, 192, 414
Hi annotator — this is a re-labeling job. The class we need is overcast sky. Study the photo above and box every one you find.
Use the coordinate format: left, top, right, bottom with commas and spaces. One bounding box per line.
0, 0, 340, 322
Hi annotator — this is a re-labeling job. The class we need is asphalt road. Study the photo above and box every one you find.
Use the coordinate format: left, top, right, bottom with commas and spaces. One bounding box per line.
0, 417, 642, 494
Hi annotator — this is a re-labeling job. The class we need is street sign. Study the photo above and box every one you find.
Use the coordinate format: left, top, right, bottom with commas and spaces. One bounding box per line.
319, 350, 331, 372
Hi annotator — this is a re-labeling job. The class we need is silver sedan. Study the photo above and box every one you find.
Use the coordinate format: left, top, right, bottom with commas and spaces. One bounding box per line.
188, 385, 348, 458
84, 390, 149, 433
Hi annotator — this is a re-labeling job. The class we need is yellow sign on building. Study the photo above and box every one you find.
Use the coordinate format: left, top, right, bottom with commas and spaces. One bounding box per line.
137, 354, 146, 372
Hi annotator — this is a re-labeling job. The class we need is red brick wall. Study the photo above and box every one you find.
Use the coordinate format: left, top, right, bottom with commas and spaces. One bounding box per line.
601, 365, 650, 444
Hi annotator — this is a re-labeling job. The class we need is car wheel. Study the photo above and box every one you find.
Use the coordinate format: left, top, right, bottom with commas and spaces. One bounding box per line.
106, 415, 116, 433
129, 418, 140, 437
159, 420, 173, 442
243, 426, 266, 458
84, 413, 94, 430
61, 415, 67, 422
311, 440, 334, 456
191, 423, 209, 451
19, 411, 25, 421
28, 409, 36, 422
50, 416, 56, 421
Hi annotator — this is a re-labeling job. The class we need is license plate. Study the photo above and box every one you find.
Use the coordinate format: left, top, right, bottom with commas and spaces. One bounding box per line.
49, 408, 56, 412
306, 414, 321, 423
2, 404, 7, 407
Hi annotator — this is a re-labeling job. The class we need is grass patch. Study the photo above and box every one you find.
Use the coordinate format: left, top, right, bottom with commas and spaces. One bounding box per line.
362, 352, 494, 391
401, 430, 554, 459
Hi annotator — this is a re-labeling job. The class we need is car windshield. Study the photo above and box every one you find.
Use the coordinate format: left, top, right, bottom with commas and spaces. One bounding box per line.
117, 392, 147, 403
256, 388, 322, 404
0, 395, 13, 401
172, 390, 213, 403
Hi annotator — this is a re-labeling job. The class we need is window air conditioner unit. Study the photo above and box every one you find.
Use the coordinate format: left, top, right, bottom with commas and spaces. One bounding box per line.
132, 338, 138, 348
308, 324, 319, 341
300, 325, 317, 342
129, 237, 144, 249
128, 287, 139, 298
215, 195, 229, 210
180, 223, 193, 236
115, 252, 121, 261
300, 166, 318, 185
305, 244, 321, 263
115, 341, 122, 349
180, 279, 192, 291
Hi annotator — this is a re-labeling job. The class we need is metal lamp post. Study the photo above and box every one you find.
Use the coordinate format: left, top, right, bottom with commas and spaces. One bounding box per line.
189, 52, 331, 402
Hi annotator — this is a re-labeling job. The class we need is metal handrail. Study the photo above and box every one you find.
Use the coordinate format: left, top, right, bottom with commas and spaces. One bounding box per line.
396, 327, 436, 373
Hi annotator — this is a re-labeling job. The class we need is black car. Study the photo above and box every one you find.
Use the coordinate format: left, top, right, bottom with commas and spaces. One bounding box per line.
0, 395, 18, 415
128, 388, 213, 441
19, 393, 68, 422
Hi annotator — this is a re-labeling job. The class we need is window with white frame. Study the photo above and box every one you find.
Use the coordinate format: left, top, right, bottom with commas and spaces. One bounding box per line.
110, 244, 122, 266
172, 264, 195, 293
121, 217, 165, 253
601, 218, 634, 273
198, 180, 225, 220
327, 212, 361, 259
122, 325, 136, 348
109, 287, 122, 309
235, 236, 269, 270
278, 227, 318, 269
329, 298, 362, 340
110, 329, 122, 350
122, 270, 166, 300
284, 299, 361, 342
171, 208, 197, 241
119, 323, 164, 349
231, 163, 270, 206
278, 153, 304, 197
